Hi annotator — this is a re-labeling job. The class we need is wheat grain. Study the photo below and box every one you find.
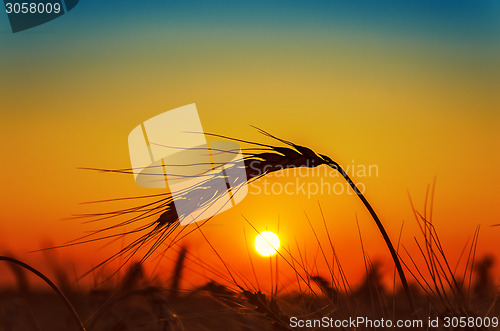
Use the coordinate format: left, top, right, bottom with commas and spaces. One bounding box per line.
73, 127, 415, 313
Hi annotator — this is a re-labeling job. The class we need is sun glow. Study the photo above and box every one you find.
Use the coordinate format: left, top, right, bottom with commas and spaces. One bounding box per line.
254, 231, 280, 257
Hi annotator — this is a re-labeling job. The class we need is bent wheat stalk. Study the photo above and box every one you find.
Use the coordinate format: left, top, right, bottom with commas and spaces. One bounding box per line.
74, 127, 415, 312
0, 256, 86, 331
322, 157, 416, 313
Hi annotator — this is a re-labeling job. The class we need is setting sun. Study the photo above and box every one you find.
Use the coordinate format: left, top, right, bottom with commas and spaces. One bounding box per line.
254, 231, 280, 257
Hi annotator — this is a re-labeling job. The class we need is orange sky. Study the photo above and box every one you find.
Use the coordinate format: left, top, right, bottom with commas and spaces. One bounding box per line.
1, 7, 499, 291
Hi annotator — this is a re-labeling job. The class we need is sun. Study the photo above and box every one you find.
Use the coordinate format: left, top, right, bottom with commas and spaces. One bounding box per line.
254, 231, 280, 257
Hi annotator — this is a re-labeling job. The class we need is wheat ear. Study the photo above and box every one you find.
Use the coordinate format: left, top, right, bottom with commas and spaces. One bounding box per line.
71, 128, 416, 314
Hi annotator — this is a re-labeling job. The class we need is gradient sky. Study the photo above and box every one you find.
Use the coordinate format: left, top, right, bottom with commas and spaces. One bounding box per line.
1, 1, 499, 289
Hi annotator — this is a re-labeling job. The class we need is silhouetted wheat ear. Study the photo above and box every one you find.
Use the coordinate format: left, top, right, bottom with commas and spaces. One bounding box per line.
241, 289, 290, 330
74, 127, 414, 313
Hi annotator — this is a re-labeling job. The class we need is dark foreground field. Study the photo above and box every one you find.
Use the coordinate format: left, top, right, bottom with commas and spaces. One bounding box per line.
0, 251, 498, 331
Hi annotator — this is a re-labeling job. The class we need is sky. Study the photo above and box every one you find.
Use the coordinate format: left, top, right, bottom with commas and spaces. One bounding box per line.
0, 0, 499, 290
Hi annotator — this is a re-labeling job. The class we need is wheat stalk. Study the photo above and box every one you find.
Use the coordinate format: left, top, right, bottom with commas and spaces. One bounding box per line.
74, 127, 415, 313
0, 256, 86, 331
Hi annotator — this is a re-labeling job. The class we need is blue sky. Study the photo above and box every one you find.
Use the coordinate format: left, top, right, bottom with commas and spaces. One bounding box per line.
1, 0, 499, 42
